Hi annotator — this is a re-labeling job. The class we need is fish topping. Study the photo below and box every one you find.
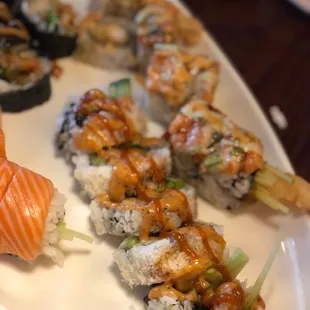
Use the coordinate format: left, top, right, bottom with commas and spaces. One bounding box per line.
72, 89, 139, 152
168, 100, 264, 176
146, 49, 219, 106
97, 148, 192, 239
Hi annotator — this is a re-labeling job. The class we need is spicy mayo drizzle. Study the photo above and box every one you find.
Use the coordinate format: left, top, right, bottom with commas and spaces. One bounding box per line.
104, 149, 192, 240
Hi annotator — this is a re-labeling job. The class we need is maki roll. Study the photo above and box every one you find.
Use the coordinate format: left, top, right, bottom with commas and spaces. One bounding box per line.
55, 79, 147, 160
135, 0, 203, 71
76, 17, 137, 70
114, 223, 278, 310
89, 147, 197, 236
114, 223, 270, 310
145, 46, 219, 125
167, 100, 310, 212
0, 129, 93, 266
0, 2, 30, 47
20, 0, 78, 59
0, 46, 51, 112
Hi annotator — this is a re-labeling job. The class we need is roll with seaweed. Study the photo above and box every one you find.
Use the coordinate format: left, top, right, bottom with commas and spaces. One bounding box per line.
145, 45, 219, 125
20, 0, 78, 59
76, 17, 137, 70
55, 79, 147, 161
167, 99, 310, 213
0, 45, 51, 112
89, 147, 197, 236
114, 222, 276, 309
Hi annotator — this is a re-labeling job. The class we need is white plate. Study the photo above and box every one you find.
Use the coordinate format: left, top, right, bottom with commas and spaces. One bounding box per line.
287, 0, 310, 13
0, 1, 309, 309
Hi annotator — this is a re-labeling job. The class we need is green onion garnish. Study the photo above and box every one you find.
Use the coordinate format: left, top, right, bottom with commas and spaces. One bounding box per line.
253, 186, 289, 213
46, 0, 58, 32
225, 248, 249, 280
165, 177, 184, 190
264, 163, 294, 184
204, 267, 223, 286
243, 231, 282, 310
89, 154, 105, 166
123, 236, 139, 250
57, 222, 94, 244
203, 154, 222, 168
109, 79, 132, 99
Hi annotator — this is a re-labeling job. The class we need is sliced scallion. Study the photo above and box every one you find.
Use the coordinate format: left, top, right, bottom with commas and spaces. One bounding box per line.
243, 232, 282, 310
165, 177, 184, 190
264, 163, 294, 184
225, 248, 249, 279
89, 154, 105, 167
203, 154, 221, 168
253, 186, 289, 213
57, 222, 94, 244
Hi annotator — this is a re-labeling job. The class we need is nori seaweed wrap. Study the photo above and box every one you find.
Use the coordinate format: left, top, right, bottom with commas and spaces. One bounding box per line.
19, 0, 78, 59
0, 46, 51, 112
0, 1, 51, 112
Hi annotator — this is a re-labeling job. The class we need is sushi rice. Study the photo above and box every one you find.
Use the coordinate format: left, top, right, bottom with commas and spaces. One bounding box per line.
42, 189, 66, 266
147, 297, 194, 310
73, 147, 172, 199
89, 184, 197, 236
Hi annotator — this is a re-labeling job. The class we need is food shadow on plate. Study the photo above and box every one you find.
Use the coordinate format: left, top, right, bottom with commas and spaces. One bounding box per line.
225, 200, 299, 230
70, 178, 90, 205
0, 254, 55, 272
0, 247, 92, 272
109, 263, 148, 303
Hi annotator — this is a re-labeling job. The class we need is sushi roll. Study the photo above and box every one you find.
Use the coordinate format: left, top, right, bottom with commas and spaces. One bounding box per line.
114, 223, 227, 286
135, 1, 203, 72
167, 100, 310, 212
55, 79, 147, 160
0, 2, 30, 47
0, 129, 93, 266
75, 17, 137, 70
88, 146, 197, 236
90, 183, 196, 236
145, 46, 219, 125
0, 45, 51, 112
114, 222, 275, 310
74, 145, 171, 198
20, 0, 78, 59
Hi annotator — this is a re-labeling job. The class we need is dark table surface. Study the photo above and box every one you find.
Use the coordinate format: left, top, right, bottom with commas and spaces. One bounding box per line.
184, 0, 310, 181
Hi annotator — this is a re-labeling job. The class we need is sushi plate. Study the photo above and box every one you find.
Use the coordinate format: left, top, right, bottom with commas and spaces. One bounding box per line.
0, 1, 310, 309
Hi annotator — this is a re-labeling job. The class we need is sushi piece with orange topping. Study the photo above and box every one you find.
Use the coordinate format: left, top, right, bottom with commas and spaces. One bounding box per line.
167, 100, 263, 210
135, 1, 203, 71
0, 129, 93, 266
167, 99, 310, 213
88, 147, 197, 236
145, 45, 219, 125
114, 223, 280, 310
55, 79, 147, 161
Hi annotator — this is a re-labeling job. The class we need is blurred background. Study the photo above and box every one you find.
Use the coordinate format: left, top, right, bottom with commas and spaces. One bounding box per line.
183, 0, 310, 181
4, 0, 310, 180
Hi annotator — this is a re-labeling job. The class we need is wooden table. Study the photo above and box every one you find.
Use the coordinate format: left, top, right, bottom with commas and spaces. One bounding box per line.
184, 0, 310, 180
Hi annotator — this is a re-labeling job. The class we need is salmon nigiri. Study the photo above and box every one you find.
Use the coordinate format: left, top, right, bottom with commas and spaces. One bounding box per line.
0, 129, 93, 266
